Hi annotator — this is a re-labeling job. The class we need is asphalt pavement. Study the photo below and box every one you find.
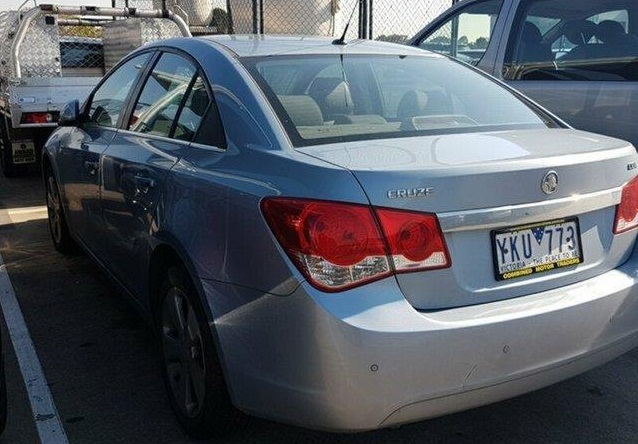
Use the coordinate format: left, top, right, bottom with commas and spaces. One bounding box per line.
0, 170, 637, 444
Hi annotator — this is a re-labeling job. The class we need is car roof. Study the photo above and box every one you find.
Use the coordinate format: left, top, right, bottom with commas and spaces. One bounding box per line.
198, 34, 440, 58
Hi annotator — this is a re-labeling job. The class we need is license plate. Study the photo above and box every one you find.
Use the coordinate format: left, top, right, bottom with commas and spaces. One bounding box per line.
12, 140, 36, 164
491, 218, 583, 281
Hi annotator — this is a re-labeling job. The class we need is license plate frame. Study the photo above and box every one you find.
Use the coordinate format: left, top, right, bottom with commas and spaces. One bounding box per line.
491, 217, 583, 281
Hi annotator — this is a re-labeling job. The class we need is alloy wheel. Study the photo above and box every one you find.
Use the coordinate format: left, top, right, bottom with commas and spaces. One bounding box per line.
161, 287, 206, 419
46, 173, 63, 244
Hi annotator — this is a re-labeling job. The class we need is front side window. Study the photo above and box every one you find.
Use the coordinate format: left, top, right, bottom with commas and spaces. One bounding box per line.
242, 54, 554, 147
87, 52, 151, 128
504, 0, 638, 81
416, 0, 504, 65
128, 52, 198, 138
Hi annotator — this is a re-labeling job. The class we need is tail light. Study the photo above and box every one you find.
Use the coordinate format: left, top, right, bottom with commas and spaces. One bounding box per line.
261, 198, 450, 292
21, 112, 57, 124
375, 208, 450, 272
614, 176, 638, 234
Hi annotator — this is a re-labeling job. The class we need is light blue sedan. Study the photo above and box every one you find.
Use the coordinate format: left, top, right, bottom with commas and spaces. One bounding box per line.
43, 35, 638, 438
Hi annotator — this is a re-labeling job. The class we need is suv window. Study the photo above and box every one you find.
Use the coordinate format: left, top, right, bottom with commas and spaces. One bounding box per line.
416, 0, 504, 65
128, 52, 198, 138
87, 52, 151, 128
504, 0, 638, 81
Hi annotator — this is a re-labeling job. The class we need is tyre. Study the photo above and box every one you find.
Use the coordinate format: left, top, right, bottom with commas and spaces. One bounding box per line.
0, 351, 7, 435
0, 345, 6, 435
157, 265, 244, 438
44, 165, 78, 254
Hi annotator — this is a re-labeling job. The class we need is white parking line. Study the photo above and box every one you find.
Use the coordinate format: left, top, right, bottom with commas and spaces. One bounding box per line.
0, 251, 69, 444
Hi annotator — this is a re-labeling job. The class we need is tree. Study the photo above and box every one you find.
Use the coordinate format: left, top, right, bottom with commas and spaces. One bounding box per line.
430, 35, 451, 44
210, 8, 229, 33
470, 36, 489, 49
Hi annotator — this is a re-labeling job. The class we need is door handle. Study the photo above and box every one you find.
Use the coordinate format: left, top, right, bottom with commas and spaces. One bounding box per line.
84, 160, 99, 176
132, 175, 155, 194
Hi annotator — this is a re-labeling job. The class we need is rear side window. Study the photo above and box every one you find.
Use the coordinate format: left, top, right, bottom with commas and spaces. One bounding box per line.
87, 52, 150, 128
416, 0, 504, 66
504, 0, 638, 81
173, 77, 210, 142
128, 53, 197, 138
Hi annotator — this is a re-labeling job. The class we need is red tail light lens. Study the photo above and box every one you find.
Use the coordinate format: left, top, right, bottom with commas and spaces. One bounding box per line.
300, 203, 382, 266
261, 198, 450, 291
614, 176, 638, 234
21, 112, 56, 124
261, 199, 390, 291
375, 208, 450, 272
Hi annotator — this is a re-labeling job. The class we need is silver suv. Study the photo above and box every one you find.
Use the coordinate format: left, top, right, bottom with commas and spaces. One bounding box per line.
410, 0, 638, 147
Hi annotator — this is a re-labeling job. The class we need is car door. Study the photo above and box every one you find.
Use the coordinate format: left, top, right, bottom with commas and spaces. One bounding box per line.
499, 0, 638, 147
99, 50, 212, 301
55, 52, 152, 252
410, 0, 510, 73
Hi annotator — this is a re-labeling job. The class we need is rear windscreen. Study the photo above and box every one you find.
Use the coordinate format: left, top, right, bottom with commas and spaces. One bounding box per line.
242, 54, 555, 147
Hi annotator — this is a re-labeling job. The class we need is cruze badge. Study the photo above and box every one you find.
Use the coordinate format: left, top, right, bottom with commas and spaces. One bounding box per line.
541, 171, 559, 195
387, 187, 434, 199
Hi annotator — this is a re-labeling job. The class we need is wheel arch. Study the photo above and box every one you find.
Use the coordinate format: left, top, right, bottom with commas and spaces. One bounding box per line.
147, 234, 210, 324
41, 151, 53, 172
148, 234, 242, 411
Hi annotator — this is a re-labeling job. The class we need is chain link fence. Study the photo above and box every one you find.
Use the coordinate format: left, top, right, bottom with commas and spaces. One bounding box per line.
113, 0, 452, 41
370, 0, 452, 43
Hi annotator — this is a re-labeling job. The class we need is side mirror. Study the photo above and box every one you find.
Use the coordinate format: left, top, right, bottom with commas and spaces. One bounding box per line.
58, 100, 82, 127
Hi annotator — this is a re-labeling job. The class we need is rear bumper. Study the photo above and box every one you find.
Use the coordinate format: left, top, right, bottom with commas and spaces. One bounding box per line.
204, 250, 638, 432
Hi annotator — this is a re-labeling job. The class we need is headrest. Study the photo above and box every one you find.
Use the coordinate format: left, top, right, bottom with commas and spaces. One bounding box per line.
277, 95, 323, 126
308, 77, 353, 116
596, 20, 627, 43
563, 19, 597, 45
397, 90, 428, 119
521, 22, 542, 43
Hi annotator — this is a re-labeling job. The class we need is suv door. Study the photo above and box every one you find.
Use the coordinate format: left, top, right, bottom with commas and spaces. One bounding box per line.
410, 0, 509, 72
56, 52, 152, 252
501, 0, 638, 146
99, 50, 214, 302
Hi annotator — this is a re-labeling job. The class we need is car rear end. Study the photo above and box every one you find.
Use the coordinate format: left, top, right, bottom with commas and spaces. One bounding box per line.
245, 135, 638, 432
208, 38, 638, 431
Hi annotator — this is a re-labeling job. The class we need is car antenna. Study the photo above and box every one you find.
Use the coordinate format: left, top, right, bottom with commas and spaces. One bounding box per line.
332, 1, 358, 45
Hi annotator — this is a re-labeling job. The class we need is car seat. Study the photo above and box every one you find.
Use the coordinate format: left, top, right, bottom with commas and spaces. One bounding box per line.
517, 22, 553, 63
307, 77, 353, 120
